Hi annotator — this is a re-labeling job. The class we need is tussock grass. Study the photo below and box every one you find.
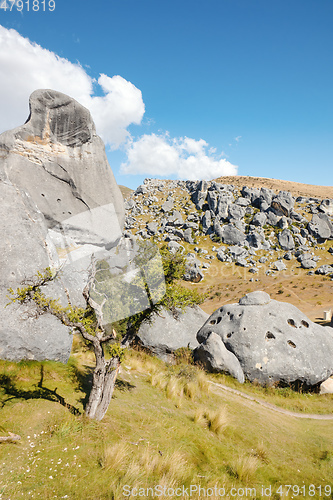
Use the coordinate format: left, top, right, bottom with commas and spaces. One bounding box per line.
252, 440, 269, 463
147, 360, 211, 405
229, 454, 259, 481
193, 406, 229, 435
98, 441, 129, 470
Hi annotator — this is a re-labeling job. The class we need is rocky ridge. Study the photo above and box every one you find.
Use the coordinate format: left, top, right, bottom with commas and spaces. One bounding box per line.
123, 178, 333, 281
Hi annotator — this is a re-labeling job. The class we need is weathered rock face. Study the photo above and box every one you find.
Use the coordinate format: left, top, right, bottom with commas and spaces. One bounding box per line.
193, 332, 245, 383
0, 89, 125, 362
196, 291, 333, 386
1, 89, 124, 237
136, 306, 209, 362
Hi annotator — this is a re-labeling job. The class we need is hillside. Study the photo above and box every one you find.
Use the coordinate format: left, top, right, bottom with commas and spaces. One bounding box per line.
1, 351, 333, 499
123, 176, 333, 322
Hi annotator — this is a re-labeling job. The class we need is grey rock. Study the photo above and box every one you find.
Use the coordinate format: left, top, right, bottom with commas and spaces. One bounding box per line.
228, 203, 245, 222
193, 180, 208, 210
278, 229, 295, 251
183, 254, 203, 282
241, 186, 260, 202
290, 211, 305, 222
161, 200, 174, 213
136, 185, 148, 195
290, 225, 300, 234
251, 212, 267, 227
259, 200, 269, 212
137, 306, 208, 362
220, 224, 246, 245
272, 260, 287, 271
278, 216, 289, 230
235, 197, 251, 207
259, 256, 268, 263
265, 209, 280, 227
318, 199, 333, 216
240, 291, 271, 305
167, 241, 183, 254
259, 187, 274, 205
146, 221, 159, 235
228, 245, 248, 261
193, 332, 245, 383
315, 265, 333, 275
0, 90, 125, 362
271, 191, 295, 216
246, 230, 270, 250
216, 248, 226, 262
284, 252, 293, 260
183, 227, 195, 244
201, 210, 212, 233
300, 259, 317, 269
308, 213, 333, 240
196, 292, 333, 386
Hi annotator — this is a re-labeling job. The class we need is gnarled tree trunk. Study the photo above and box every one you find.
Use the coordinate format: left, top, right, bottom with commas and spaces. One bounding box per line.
84, 341, 121, 421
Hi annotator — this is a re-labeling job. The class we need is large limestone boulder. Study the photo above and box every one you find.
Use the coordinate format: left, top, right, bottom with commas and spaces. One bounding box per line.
136, 305, 209, 362
0, 89, 125, 362
193, 332, 245, 383
196, 291, 333, 387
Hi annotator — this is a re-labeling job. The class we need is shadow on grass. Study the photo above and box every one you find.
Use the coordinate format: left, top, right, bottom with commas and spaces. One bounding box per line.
0, 364, 82, 415
0, 361, 137, 415
115, 379, 136, 392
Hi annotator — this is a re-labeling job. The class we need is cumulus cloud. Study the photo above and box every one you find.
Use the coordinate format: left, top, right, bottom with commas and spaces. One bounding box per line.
121, 134, 238, 180
0, 25, 144, 147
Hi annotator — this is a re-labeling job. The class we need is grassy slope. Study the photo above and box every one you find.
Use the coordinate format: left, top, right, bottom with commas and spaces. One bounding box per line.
0, 350, 332, 499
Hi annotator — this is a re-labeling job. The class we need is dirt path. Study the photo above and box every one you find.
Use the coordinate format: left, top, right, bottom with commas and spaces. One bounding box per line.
209, 381, 333, 420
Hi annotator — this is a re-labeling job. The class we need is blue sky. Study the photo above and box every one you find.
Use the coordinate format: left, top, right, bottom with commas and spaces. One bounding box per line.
0, 0, 332, 189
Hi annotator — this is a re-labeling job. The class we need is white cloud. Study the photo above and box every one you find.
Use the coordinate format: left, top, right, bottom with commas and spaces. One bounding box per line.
121, 134, 238, 180
0, 26, 144, 148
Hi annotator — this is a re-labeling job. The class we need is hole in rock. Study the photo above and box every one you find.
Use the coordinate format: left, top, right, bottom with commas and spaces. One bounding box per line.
226, 333, 232, 338
41, 193, 45, 197
57, 198, 61, 202
243, 327, 246, 331
265, 332, 275, 340
216, 317, 222, 325
210, 319, 217, 325
301, 320, 309, 328
287, 319, 297, 328
287, 340, 296, 348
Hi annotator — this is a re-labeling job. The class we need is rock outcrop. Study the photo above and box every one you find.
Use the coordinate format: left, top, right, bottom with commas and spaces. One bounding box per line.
0, 90, 125, 362
195, 291, 333, 387
136, 305, 208, 362
124, 178, 333, 281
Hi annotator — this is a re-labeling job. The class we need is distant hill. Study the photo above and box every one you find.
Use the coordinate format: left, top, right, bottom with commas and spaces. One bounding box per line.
119, 185, 133, 199
214, 176, 333, 200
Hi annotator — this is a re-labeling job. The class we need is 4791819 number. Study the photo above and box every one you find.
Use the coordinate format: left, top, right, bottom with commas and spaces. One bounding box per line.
0, 0, 55, 11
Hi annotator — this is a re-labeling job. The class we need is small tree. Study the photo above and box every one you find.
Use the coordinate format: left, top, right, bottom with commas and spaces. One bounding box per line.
7, 265, 126, 421
7, 246, 204, 421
